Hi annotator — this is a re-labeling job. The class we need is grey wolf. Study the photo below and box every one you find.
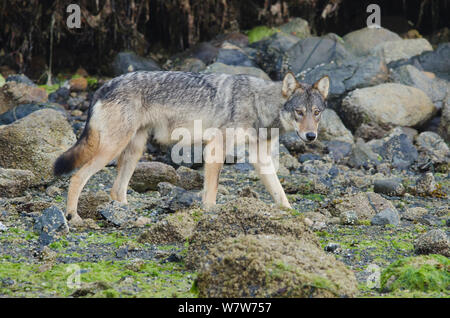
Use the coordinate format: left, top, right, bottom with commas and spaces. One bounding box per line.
54, 71, 329, 226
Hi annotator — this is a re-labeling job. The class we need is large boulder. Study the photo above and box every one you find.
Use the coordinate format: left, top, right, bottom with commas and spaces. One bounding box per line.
0, 102, 66, 126
186, 197, 317, 269
203, 62, 270, 80
326, 192, 396, 220
0, 167, 35, 197
341, 83, 436, 132
249, 32, 301, 80
112, 52, 161, 76
318, 109, 353, 144
278, 17, 310, 39
388, 43, 450, 81
215, 48, 256, 68
391, 64, 450, 109
414, 229, 450, 257
195, 234, 358, 297
0, 109, 76, 185
280, 36, 352, 77
371, 38, 433, 64
343, 27, 402, 57
129, 161, 180, 192
0, 82, 47, 115
300, 55, 389, 103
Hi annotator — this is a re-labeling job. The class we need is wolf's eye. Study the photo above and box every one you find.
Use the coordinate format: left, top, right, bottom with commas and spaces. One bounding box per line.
296, 110, 304, 117
314, 110, 321, 116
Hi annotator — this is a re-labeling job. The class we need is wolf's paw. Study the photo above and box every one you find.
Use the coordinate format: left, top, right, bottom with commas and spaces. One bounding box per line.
67, 213, 85, 228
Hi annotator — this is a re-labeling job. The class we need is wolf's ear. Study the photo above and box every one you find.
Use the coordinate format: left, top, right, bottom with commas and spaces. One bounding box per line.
313, 76, 330, 99
282, 72, 299, 97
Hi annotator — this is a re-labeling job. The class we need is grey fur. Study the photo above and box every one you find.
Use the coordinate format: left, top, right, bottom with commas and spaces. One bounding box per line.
90, 71, 327, 144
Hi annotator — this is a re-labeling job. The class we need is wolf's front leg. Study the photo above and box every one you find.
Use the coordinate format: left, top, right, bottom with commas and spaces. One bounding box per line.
252, 155, 291, 209
202, 135, 224, 209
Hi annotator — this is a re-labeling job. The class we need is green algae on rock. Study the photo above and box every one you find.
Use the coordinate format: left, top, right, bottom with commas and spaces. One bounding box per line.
195, 234, 358, 297
380, 254, 450, 294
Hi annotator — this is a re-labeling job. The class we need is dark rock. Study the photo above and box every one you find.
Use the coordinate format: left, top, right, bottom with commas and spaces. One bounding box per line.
371, 208, 400, 226
33, 206, 69, 245
373, 178, 405, 196
280, 132, 305, 154
299, 153, 322, 163
302, 55, 389, 105
216, 49, 256, 67
349, 139, 381, 168
129, 161, 180, 192
326, 140, 353, 162
166, 186, 201, 212
414, 229, 450, 257
98, 201, 136, 227
112, 52, 161, 76
191, 42, 219, 65
249, 32, 300, 80
380, 134, 418, 170
0, 103, 66, 126
6, 74, 36, 86
176, 166, 203, 190
388, 43, 450, 81
392, 65, 449, 110
48, 87, 70, 106
281, 36, 353, 78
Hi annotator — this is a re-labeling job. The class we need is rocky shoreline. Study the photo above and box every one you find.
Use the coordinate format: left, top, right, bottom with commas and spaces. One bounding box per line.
0, 19, 449, 298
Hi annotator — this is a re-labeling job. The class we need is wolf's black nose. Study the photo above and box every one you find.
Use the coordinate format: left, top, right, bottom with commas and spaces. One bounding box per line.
306, 132, 316, 141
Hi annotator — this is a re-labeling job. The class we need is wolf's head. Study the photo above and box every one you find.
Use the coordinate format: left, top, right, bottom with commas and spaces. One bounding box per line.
279, 72, 329, 143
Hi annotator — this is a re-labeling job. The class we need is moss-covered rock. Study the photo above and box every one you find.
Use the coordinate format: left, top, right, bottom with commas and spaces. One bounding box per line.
380, 255, 450, 293
138, 209, 200, 244
0, 109, 76, 185
326, 192, 396, 220
78, 190, 111, 220
186, 197, 318, 269
195, 234, 358, 297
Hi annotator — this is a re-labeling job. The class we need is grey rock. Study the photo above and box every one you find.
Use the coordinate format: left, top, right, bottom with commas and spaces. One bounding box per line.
326, 140, 353, 162
98, 201, 136, 227
278, 18, 310, 39
324, 243, 341, 253
282, 36, 353, 77
173, 58, 206, 73
166, 186, 201, 212
176, 166, 204, 190
438, 95, 450, 142
414, 229, 450, 257
0, 109, 76, 185
129, 161, 180, 192
388, 43, 450, 81
374, 178, 405, 196
343, 27, 402, 57
6, 74, 36, 86
216, 49, 256, 67
0, 168, 35, 197
112, 52, 161, 76
415, 131, 450, 165
203, 62, 270, 80
33, 206, 69, 245
379, 134, 418, 170
392, 64, 450, 109
415, 172, 437, 196
371, 208, 400, 226
372, 38, 433, 64
0, 102, 66, 126
349, 139, 381, 168
402, 207, 428, 221
341, 83, 436, 133
318, 109, 354, 144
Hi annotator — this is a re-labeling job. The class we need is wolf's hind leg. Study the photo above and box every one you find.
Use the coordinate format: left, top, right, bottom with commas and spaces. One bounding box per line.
202, 135, 224, 209
111, 128, 148, 203
66, 133, 134, 226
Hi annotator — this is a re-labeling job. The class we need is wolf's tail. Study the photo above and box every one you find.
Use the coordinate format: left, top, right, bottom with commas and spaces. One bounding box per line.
54, 114, 100, 176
